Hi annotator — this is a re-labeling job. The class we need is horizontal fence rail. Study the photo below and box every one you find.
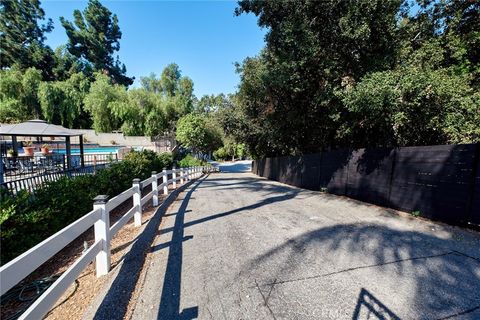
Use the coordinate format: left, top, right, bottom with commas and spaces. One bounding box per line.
0, 165, 212, 320
253, 143, 480, 227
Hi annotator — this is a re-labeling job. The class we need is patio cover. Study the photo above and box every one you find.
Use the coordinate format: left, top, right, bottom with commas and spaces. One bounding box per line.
0, 120, 85, 182
0, 119, 82, 137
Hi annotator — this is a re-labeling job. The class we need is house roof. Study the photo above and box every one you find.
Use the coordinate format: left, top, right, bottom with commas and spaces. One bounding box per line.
0, 120, 83, 137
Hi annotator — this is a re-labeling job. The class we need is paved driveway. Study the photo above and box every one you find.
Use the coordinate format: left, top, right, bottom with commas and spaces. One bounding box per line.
132, 172, 480, 320
209, 160, 253, 173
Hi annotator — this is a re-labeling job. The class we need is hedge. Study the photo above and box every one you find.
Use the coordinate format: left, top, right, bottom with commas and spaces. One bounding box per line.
0, 150, 173, 264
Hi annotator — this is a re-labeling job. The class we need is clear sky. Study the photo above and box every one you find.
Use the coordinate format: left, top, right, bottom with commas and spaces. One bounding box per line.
41, 0, 266, 97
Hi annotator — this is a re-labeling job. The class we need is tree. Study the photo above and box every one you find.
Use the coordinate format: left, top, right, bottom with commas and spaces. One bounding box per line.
0, 0, 55, 79
161, 63, 181, 97
139, 64, 196, 132
0, 68, 42, 122
140, 73, 162, 94
52, 45, 91, 81
338, 67, 480, 146
233, 0, 480, 157
83, 73, 125, 132
176, 114, 222, 154
233, 0, 403, 156
196, 94, 232, 114
38, 72, 91, 128
60, 0, 133, 86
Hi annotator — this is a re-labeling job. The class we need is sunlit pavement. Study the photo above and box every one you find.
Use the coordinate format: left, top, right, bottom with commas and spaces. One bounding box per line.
209, 160, 252, 173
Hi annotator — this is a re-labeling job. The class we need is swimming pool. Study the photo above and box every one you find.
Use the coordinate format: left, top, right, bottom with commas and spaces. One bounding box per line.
53, 147, 121, 154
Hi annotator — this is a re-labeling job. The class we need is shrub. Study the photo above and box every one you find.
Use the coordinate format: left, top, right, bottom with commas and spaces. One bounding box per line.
213, 147, 228, 161
0, 150, 173, 264
178, 154, 205, 168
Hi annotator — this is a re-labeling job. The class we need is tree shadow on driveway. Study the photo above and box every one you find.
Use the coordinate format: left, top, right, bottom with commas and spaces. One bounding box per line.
153, 178, 204, 320
246, 223, 480, 319
152, 176, 305, 319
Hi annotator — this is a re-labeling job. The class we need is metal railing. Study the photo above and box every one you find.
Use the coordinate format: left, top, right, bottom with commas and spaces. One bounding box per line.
2, 153, 118, 181
0, 166, 211, 320
1, 163, 110, 195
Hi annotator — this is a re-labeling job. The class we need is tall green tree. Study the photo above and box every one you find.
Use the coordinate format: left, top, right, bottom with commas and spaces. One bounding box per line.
0, 68, 43, 122
52, 45, 91, 81
338, 67, 480, 146
233, 0, 480, 157
234, 0, 403, 156
161, 63, 181, 97
140, 73, 162, 94
176, 114, 222, 154
83, 73, 125, 132
60, 0, 133, 86
196, 94, 232, 114
38, 72, 91, 128
0, 0, 55, 80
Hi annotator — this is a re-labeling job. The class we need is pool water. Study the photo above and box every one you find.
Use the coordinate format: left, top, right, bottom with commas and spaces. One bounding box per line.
52, 147, 120, 154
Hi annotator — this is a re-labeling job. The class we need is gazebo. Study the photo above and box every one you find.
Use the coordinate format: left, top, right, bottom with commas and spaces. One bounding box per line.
0, 120, 85, 182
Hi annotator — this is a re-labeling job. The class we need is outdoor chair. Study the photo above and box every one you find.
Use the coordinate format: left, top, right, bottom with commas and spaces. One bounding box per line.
2, 158, 18, 175
52, 154, 65, 170
18, 158, 34, 174
39, 156, 54, 172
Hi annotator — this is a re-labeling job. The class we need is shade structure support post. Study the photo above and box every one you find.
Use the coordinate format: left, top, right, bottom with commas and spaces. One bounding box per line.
65, 136, 72, 169
11, 135, 18, 156
79, 135, 85, 167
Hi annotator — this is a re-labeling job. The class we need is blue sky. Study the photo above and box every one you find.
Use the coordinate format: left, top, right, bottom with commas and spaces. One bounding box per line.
42, 0, 266, 97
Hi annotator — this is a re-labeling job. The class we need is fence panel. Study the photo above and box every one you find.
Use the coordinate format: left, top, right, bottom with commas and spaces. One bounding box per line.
468, 145, 480, 225
300, 153, 321, 190
253, 143, 479, 226
277, 156, 302, 186
287, 156, 302, 187
319, 149, 350, 195
258, 158, 265, 177
345, 148, 396, 207
388, 144, 475, 223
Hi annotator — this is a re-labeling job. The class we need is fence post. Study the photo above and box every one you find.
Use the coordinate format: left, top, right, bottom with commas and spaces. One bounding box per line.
133, 179, 142, 227
152, 171, 159, 206
162, 168, 168, 195
186, 167, 190, 181
93, 195, 110, 277
172, 166, 177, 189
180, 167, 184, 184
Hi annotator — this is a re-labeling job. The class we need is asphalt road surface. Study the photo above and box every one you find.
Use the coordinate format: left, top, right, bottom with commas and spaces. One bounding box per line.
132, 171, 480, 320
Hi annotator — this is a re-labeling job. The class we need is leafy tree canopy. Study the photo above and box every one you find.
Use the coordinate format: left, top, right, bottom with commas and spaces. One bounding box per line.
0, 0, 55, 79
176, 113, 222, 154
232, 0, 480, 157
60, 0, 133, 86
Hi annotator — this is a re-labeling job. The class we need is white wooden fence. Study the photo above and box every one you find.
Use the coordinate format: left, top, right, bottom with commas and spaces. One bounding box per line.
0, 166, 210, 320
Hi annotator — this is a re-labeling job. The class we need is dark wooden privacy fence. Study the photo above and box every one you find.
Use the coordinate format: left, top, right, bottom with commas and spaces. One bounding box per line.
253, 143, 480, 226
